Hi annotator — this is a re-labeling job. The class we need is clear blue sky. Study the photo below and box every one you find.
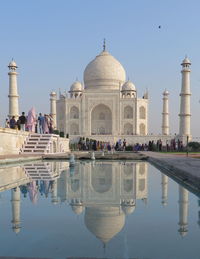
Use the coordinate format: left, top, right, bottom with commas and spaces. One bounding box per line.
0, 0, 200, 136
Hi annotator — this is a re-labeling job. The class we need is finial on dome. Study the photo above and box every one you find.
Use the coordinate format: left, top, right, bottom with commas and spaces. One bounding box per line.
103, 38, 106, 51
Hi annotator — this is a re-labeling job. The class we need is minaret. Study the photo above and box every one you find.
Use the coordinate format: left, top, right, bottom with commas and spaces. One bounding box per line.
161, 174, 168, 206
11, 187, 21, 234
178, 186, 189, 237
8, 59, 19, 119
50, 91, 57, 129
179, 57, 191, 139
162, 90, 169, 135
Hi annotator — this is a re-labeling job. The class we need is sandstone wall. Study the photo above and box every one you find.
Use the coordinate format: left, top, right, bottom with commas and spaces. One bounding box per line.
0, 128, 29, 155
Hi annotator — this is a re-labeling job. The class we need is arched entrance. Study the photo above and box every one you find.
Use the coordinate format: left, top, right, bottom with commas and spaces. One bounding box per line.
91, 104, 112, 135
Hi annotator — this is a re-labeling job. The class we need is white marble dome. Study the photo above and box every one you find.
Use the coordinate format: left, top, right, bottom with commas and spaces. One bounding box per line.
84, 50, 126, 90
50, 91, 56, 96
122, 80, 136, 91
181, 57, 191, 65
8, 60, 18, 69
163, 89, 169, 95
70, 81, 83, 92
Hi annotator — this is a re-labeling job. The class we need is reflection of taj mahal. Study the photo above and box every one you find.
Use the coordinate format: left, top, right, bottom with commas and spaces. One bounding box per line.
57, 161, 148, 245
0, 161, 192, 243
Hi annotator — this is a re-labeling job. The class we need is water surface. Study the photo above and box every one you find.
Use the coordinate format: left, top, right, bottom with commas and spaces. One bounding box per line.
0, 160, 199, 259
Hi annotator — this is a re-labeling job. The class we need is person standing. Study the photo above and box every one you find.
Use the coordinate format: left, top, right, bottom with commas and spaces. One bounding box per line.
19, 112, 27, 131
38, 113, 44, 134
43, 114, 49, 134
9, 116, 16, 129
5, 118, 10, 128
27, 107, 36, 132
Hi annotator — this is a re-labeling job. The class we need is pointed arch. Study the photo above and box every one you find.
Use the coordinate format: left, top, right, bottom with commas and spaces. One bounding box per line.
91, 104, 112, 135
139, 123, 145, 135
70, 106, 79, 119
124, 106, 133, 119
139, 106, 146, 119
70, 123, 79, 135
124, 123, 133, 135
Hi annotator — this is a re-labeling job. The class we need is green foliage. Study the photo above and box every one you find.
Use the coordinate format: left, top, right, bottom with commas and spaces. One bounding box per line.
53, 130, 59, 135
125, 145, 133, 151
188, 142, 200, 151
59, 131, 64, 138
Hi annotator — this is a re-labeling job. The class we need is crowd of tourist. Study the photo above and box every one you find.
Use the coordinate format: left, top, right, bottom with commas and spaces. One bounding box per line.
5, 108, 55, 134
73, 137, 184, 152
76, 137, 127, 152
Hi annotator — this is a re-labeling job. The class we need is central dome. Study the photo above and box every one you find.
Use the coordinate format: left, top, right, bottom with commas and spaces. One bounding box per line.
84, 50, 126, 90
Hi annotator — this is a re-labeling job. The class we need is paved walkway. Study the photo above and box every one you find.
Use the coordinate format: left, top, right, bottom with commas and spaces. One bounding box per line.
0, 154, 42, 165
140, 151, 200, 192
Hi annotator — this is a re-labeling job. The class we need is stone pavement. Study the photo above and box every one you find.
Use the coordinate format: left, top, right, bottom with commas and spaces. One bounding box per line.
0, 154, 42, 165
140, 151, 200, 193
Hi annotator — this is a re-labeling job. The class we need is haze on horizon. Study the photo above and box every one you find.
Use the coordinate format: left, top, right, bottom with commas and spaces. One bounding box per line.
0, 0, 200, 138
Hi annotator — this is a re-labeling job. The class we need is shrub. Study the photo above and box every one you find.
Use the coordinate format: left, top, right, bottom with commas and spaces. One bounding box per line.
53, 130, 59, 135
125, 145, 133, 151
59, 131, 64, 138
188, 142, 200, 152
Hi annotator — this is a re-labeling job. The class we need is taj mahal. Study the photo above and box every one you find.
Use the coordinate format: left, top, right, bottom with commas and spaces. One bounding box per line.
49, 41, 191, 144
56, 42, 148, 140
4, 41, 192, 148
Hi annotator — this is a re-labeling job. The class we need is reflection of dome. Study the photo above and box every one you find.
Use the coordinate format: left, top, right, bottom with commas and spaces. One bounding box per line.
122, 205, 135, 215
84, 50, 126, 90
85, 207, 125, 243
179, 229, 188, 237
12, 226, 20, 234
70, 81, 83, 92
122, 80, 136, 91
71, 204, 85, 215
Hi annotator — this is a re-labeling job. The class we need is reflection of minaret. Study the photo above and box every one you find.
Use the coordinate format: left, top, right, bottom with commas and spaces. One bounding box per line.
51, 180, 59, 204
178, 186, 189, 237
198, 200, 200, 228
161, 174, 168, 206
11, 187, 21, 234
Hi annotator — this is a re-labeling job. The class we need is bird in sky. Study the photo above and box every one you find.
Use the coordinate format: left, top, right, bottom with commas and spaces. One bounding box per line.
158, 25, 161, 29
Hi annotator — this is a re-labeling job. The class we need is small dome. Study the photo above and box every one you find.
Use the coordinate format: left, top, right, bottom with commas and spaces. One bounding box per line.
84, 50, 126, 90
50, 91, 56, 96
8, 60, 18, 69
122, 80, 136, 91
163, 89, 169, 95
70, 81, 83, 92
181, 57, 191, 65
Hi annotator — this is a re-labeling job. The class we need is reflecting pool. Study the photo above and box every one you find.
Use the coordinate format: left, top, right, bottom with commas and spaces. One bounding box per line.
0, 160, 199, 259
